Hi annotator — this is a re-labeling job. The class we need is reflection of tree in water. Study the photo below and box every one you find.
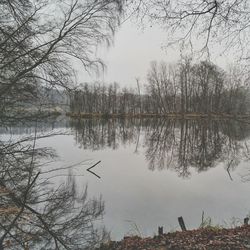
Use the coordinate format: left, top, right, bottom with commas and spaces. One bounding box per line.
145, 119, 250, 177
71, 118, 250, 178
0, 130, 108, 249
147, 119, 227, 176
146, 119, 235, 177
72, 118, 141, 150
0, 116, 69, 135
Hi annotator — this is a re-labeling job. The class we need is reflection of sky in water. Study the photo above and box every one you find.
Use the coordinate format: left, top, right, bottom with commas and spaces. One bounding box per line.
1, 120, 250, 242
35, 127, 250, 240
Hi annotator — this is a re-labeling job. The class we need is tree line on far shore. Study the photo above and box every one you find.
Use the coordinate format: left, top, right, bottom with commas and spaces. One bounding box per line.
69, 60, 250, 116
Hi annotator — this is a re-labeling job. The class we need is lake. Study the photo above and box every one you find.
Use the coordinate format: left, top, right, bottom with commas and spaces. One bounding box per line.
1, 116, 250, 241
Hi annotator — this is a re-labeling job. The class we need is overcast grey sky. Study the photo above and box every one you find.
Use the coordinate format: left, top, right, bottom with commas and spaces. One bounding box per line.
99, 21, 181, 87
75, 20, 178, 88
77, 19, 233, 89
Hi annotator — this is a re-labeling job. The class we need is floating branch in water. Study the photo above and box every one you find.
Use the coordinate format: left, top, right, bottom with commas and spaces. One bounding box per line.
87, 161, 101, 179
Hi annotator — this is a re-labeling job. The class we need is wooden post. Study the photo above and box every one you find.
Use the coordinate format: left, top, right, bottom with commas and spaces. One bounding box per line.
158, 226, 163, 236
244, 217, 249, 225
178, 216, 187, 231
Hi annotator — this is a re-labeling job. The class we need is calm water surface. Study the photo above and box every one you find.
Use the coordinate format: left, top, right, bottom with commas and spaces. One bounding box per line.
2, 117, 250, 240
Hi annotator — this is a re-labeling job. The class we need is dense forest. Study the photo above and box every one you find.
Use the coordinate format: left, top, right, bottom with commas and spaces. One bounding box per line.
69, 60, 250, 116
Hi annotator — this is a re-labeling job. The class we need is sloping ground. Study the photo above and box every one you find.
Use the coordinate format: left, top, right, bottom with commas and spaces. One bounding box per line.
99, 225, 250, 250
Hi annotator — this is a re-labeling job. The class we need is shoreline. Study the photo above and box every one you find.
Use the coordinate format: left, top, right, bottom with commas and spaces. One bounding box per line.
67, 112, 250, 120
